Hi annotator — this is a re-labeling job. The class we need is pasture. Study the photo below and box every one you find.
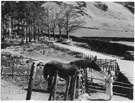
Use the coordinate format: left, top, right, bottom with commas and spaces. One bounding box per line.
1, 37, 133, 100
1, 1, 134, 101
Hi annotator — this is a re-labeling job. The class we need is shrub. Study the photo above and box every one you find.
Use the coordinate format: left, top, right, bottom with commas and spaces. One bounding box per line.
94, 2, 108, 11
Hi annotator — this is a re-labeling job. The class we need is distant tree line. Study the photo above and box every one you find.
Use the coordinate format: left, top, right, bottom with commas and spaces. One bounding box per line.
1, 1, 86, 43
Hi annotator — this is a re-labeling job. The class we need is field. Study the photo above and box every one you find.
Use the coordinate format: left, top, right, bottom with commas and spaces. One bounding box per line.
1, 1, 134, 101
1, 39, 80, 100
1, 36, 133, 100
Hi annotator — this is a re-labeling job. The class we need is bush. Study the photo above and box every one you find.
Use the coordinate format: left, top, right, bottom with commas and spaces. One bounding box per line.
94, 2, 108, 11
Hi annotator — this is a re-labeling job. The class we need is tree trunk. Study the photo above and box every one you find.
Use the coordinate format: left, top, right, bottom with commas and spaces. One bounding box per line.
31, 22, 33, 41
53, 29, 55, 40
26, 25, 28, 43
48, 26, 50, 39
8, 16, 12, 39
67, 31, 69, 40
37, 27, 40, 41
33, 26, 36, 41
12, 18, 15, 39
24, 20, 27, 43
66, 17, 69, 39
21, 20, 24, 43
29, 26, 31, 42
59, 27, 61, 38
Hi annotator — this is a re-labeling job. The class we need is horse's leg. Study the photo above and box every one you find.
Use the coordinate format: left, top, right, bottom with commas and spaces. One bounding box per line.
47, 76, 53, 93
52, 71, 58, 100
48, 76, 55, 100
69, 77, 73, 94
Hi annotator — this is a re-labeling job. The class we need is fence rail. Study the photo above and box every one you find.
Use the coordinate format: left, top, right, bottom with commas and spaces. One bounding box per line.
114, 81, 133, 86
96, 59, 117, 66
87, 75, 133, 99
87, 85, 105, 89
87, 77, 105, 82
87, 88, 105, 93
2, 73, 29, 77
113, 92, 127, 97
113, 85, 133, 90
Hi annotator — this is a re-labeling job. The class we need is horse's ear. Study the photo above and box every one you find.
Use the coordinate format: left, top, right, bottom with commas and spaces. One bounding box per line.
91, 56, 97, 62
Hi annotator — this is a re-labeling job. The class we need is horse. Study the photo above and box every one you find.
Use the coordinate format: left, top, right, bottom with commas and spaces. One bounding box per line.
70, 58, 101, 72
43, 60, 78, 92
43, 58, 101, 93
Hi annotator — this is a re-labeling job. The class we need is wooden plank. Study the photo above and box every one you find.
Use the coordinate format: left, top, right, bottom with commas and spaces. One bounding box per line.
71, 73, 77, 100
87, 85, 105, 89
64, 76, 71, 100
87, 77, 105, 82
98, 59, 116, 66
85, 68, 88, 93
113, 85, 133, 90
87, 88, 105, 93
26, 62, 35, 100
2, 73, 30, 76
114, 81, 133, 86
113, 92, 127, 96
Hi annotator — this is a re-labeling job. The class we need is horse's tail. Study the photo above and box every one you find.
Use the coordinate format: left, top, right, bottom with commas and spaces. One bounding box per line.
43, 63, 49, 79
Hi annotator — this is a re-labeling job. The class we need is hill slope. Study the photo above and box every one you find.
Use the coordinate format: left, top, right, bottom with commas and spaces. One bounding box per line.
65, 1, 134, 38
82, 2, 134, 31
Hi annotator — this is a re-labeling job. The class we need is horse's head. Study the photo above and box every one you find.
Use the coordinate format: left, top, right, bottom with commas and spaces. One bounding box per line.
82, 56, 101, 71
88, 59, 101, 72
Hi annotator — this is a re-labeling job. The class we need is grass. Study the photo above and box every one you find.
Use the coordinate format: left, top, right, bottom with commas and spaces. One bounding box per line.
71, 29, 134, 38
67, 35, 134, 60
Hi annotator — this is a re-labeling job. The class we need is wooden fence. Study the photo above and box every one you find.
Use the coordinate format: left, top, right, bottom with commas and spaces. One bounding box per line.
86, 76, 133, 99
87, 77, 106, 93
2, 53, 133, 100
96, 59, 118, 74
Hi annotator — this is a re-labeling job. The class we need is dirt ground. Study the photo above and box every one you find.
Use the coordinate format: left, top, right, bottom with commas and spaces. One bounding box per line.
1, 41, 78, 101
1, 79, 131, 101
1, 40, 133, 101
1, 79, 49, 100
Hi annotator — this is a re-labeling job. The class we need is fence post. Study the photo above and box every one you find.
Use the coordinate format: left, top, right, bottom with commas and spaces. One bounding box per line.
71, 73, 77, 100
85, 68, 88, 93
64, 76, 71, 100
77, 71, 81, 97
27, 63, 29, 81
26, 62, 35, 100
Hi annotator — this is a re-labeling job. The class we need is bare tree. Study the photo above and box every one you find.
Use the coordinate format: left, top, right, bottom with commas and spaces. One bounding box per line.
62, 3, 85, 40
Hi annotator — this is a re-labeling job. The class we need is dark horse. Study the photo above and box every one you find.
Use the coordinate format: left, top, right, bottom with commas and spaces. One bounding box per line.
43, 58, 101, 92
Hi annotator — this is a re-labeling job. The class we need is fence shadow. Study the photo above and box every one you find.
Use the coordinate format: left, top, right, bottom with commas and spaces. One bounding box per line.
24, 88, 48, 93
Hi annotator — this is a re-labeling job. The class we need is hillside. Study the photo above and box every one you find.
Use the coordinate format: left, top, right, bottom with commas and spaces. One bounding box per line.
65, 1, 134, 38
84, 2, 133, 31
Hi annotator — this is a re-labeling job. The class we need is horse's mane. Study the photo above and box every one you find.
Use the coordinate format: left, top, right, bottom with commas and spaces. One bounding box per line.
70, 58, 101, 71
70, 59, 93, 67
